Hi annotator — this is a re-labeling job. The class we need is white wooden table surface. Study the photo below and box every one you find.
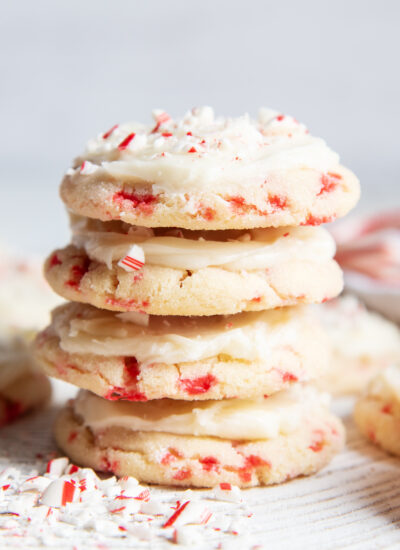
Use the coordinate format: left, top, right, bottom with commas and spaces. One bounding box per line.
1, 380, 400, 549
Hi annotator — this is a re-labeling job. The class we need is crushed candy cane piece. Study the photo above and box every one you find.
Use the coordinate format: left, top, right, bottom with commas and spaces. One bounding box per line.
116, 311, 150, 327
163, 500, 211, 528
20, 476, 52, 492
79, 160, 98, 175
40, 479, 79, 507
45, 457, 69, 477
173, 525, 203, 546
214, 483, 242, 502
118, 244, 145, 272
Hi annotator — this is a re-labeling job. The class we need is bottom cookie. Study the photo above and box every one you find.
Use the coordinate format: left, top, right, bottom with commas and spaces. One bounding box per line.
354, 364, 400, 456
55, 387, 345, 488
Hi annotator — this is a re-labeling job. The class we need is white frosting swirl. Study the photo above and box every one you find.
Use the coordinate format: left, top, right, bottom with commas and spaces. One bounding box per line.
71, 217, 336, 271
54, 304, 321, 366
66, 107, 340, 195
74, 385, 330, 440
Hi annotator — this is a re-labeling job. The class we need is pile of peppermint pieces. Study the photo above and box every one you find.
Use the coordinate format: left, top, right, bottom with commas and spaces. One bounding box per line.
0, 457, 262, 548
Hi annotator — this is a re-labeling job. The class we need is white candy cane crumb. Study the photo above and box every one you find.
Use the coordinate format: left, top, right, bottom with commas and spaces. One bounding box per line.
118, 244, 145, 272
213, 483, 242, 503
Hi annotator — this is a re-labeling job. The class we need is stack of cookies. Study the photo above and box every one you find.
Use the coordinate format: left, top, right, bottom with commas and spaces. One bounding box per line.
34, 107, 360, 487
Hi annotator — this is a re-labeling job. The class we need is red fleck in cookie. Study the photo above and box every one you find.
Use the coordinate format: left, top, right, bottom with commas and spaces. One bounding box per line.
0, 333, 51, 427
60, 107, 359, 230
316, 295, 400, 395
33, 302, 329, 401
54, 386, 345, 487
44, 220, 343, 316
354, 364, 400, 456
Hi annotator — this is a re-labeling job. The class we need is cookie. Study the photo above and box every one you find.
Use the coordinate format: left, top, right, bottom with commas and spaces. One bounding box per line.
44, 220, 343, 316
0, 332, 51, 426
354, 364, 400, 456
316, 295, 400, 395
60, 107, 360, 230
54, 386, 345, 487
34, 302, 329, 401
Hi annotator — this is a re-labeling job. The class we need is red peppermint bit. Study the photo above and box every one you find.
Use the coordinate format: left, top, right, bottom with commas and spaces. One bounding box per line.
172, 468, 192, 481
68, 431, 78, 443
1, 485, 10, 491
321, 297, 329, 303
61, 481, 76, 506
163, 501, 190, 528
161, 447, 184, 465
283, 232, 289, 237
200, 139, 206, 145
245, 455, 270, 468
133, 271, 144, 283
238, 469, 252, 483
302, 214, 335, 226
198, 204, 216, 220
180, 374, 217, 395
186, 131, 192, 136
65, 259, 90, 289
162, 132, 173, 137
276, 114, 285, 121
68, 464, 79, 474
134, 489, 150, 501
219, 482, 231, 491
119, 525, 127, 532
4, 400, 23, 425
104, 386, 147, 402
281, 372, 298, 383
110, 506, 126, 514
381, 403, 393, 414
118, 133, 136, 150
103, 124, 119, 139
228, 195, 246, 212
199, 456, 220, 473
317, 173, 341, 196
124, 357, 140, 382
49, 253, 62, 268
113, 190, 157, 215
100, 457, 113, 472
105, 297, 150, 310
268, 195, 287, 210
251, 296, 261, 302
151, 111, 171, 133
309, 430, 325, 452
187, 146, 197, 153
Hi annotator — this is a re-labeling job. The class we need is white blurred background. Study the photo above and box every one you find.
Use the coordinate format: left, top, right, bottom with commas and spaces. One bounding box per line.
1, 0, 399, 254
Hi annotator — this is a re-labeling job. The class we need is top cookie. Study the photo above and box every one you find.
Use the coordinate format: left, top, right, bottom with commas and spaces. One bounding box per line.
60, 107, 360, 230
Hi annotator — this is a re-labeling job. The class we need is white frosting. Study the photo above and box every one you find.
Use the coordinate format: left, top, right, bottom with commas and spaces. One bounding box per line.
316, 295, 400, 359
71, 217, 336, 271
54, 304, 318, 366
74, 385, 330, 440
367, 364, 400, 403
66, 107, 340, 195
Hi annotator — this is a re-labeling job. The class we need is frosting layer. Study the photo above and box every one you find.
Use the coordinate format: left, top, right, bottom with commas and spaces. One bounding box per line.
71, 216, 336, 271
66, 107, 341, 196
54, 303, 323, 366
74, 385, 330, 440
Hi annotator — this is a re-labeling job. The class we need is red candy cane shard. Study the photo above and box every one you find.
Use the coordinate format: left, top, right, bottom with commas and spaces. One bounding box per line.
118, 133, 136, 150
118, 245, 145, 272
103, 124, 119, 139
163, 501, 190, 528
